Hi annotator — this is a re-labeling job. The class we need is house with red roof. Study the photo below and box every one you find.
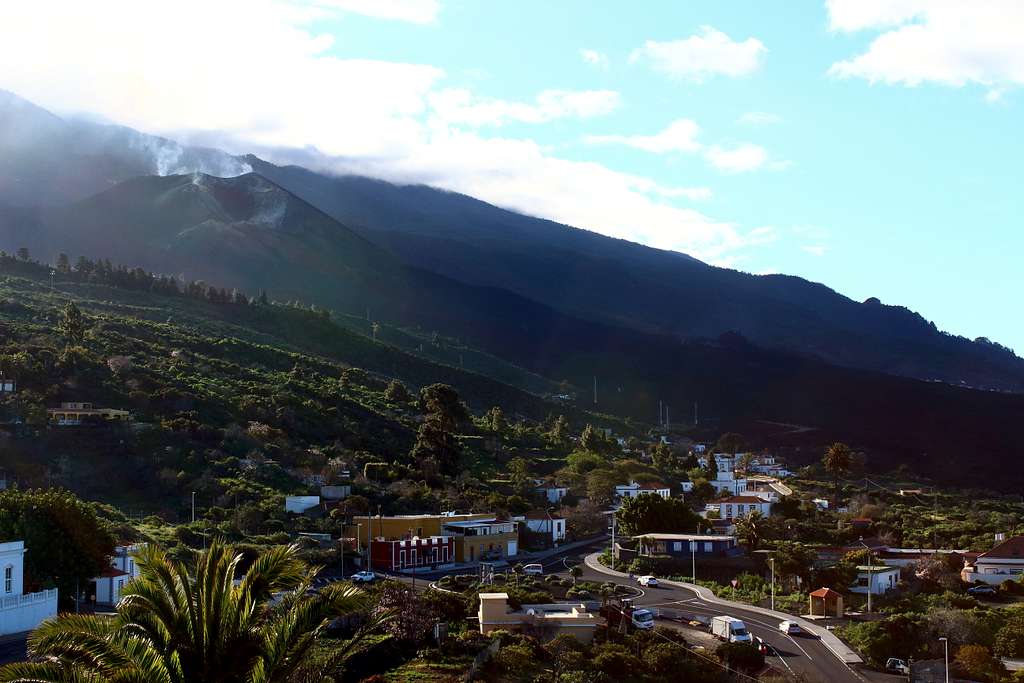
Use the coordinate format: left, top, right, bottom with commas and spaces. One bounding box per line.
961, 535, 1024, 585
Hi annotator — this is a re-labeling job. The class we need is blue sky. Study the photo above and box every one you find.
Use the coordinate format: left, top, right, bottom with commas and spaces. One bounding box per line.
2, 0, 1022, 349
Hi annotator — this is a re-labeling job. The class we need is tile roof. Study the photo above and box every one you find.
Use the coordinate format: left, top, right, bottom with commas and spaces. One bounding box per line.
716, 496, 767, 504
809, 587, 842, 598
979, 536, 1024, 561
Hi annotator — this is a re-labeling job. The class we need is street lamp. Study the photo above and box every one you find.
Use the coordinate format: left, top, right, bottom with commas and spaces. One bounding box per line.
859, 537, 872, 613
191, 491, 196, 524
939, 637, 949, 683
691, 541, 696, 583
769, 557, 776, 611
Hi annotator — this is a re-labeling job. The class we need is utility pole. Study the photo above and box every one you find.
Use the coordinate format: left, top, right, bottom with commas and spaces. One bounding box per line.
593, 376, 597, 405
191, 491, 196, 524
691, 540, 696, 583
770, 557, 775, 611
658, 401, 663, 426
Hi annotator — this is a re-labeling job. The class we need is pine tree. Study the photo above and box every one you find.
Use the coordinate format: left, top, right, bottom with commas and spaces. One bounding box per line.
57, 301, 88, 346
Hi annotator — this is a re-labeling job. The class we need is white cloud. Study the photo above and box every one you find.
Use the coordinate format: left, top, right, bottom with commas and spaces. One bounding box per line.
315, 0, 440, 24
827, 0, 1024, 89
585, 118, 702, 153
429, 88, 620, 127
801, 245, 828, 257
580, 49, 610, 70
738, 111, 782, 125
0, 0, 771, 263
704, 144, 769, 172
629, 26, 766, 81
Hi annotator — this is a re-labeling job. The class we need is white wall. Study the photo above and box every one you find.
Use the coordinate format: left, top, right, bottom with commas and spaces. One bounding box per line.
0, 588, 58, 636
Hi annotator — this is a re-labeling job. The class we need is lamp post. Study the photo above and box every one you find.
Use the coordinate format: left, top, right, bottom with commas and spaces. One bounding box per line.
859, 537, 872, 613
939, 637, 949, 683
691, 541, 696, 583
191, 491, 196, 524
770, 557, 776, 611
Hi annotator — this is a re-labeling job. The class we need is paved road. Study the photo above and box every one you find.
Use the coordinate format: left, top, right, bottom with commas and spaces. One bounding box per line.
0, 634, 27, 665
386, 540, 902, 683
359, 538, 907, 683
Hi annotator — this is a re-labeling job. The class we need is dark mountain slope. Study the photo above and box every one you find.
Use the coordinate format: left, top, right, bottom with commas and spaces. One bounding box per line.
2, 89, 1019, 392
245, 157, 1024, 392
2, 174, 1024, 489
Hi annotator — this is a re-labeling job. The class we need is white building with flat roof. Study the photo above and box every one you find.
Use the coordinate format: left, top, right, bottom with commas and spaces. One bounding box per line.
1, 540, 58, 636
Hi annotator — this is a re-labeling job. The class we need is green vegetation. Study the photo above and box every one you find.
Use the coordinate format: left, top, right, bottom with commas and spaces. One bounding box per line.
0, 542, 377, 683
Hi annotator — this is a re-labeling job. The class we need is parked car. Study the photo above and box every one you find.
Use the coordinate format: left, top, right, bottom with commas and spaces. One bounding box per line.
968, 585, 997, 596
637, 575, 659, 587
523, 563, 544, 575
779, 620, 802, 635
885, 658, 910, 675
350, 571, 377, 584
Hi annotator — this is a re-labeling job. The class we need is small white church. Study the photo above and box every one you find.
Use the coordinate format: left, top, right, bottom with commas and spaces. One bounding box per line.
1, 540, 58, 636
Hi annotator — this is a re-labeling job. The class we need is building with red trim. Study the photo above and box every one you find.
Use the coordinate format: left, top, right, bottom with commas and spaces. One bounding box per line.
369, 535, 455, 571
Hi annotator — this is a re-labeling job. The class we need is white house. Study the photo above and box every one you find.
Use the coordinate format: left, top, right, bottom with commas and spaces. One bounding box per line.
680, 481, 694, 493
535, 485, 568, 504
615, 481, 671, 500
92, 544, 145, 606
850, 565, 900, 595
962, 535, 1024, 585
518, 512, 567, 544
706, 496, 773, 521
1, 540, 58, 636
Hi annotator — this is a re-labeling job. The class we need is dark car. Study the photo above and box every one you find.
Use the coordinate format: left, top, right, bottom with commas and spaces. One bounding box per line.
968, 585, 998, 596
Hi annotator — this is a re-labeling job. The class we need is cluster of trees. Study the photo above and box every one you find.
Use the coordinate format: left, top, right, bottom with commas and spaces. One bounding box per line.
0, 488, 115, 607
842, 590, 1024, 682
485, 627, 756, 682
0, 250, 274, 308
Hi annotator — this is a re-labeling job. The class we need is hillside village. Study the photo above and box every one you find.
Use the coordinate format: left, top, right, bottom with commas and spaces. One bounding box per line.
5, 259, 1024, 681
2, 237, 1024, 679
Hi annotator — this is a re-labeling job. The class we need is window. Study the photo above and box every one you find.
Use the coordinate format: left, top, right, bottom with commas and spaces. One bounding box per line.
857, 578, 868, 587
689, 541, 697, 552
704, 542, 713, 553
673, 542, 682, 552
4, 565, 11, 593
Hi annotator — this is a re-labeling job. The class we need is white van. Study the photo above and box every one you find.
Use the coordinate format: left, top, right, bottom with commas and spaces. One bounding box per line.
710, 615, 753, 643
522, 563, 544, 575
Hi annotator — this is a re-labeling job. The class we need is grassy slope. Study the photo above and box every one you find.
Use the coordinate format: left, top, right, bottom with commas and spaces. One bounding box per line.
0, 262, 625, 513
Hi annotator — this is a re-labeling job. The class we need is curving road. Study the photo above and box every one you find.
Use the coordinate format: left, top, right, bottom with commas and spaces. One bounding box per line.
391, 540, 902, 683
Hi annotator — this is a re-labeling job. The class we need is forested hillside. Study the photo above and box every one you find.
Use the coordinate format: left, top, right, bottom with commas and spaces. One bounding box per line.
0, 255, 618, 516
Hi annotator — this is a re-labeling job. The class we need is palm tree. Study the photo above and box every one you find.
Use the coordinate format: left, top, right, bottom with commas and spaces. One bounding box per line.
0, 542, 382, 683
822, 442, 853, 510
734, 510, 764, 552
568, 565, 582, 586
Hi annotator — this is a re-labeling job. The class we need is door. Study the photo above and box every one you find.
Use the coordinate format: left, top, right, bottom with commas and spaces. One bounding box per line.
507, 540, 518, 556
